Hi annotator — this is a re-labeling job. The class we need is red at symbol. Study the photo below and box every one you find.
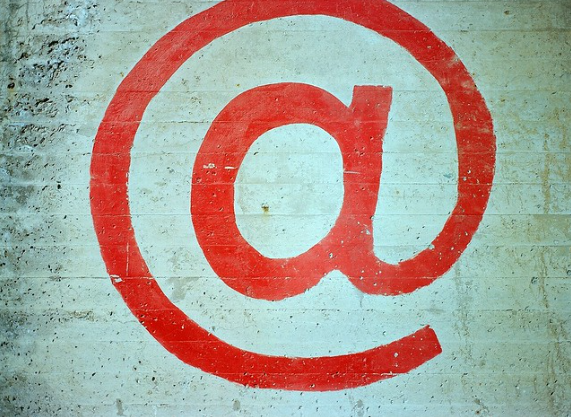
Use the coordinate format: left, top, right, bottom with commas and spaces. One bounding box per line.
90, 0, 495, 391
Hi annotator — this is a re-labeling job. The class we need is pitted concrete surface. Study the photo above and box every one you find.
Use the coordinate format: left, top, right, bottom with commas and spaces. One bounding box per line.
1, 0, 570, 415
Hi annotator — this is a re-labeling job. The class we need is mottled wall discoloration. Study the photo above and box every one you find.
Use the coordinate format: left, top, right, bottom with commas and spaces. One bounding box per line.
1, 0, 570, 415
1, 1, 99, 415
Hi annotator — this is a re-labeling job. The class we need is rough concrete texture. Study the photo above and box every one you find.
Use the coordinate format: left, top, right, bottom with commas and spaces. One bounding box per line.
1, 0, 570, 415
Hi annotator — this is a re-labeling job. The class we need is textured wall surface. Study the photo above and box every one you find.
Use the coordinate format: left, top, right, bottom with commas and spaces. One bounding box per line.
1, 0, 570, 415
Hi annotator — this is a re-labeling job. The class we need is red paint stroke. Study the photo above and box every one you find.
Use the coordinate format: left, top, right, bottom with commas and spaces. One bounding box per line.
91, 0, 495, 391
192, 83, 393, 300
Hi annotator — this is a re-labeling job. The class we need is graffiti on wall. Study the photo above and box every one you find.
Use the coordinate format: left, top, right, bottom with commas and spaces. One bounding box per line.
90, 0, 496, 391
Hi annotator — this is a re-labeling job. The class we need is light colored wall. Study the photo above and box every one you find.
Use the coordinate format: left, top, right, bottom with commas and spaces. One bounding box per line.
1, 0, 570, 415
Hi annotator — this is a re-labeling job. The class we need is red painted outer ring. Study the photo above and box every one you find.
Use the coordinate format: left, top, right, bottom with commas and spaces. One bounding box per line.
90, 0, 494, 391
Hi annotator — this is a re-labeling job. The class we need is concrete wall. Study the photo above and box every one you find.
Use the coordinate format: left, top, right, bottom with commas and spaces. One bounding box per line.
1, 0, 570, 415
